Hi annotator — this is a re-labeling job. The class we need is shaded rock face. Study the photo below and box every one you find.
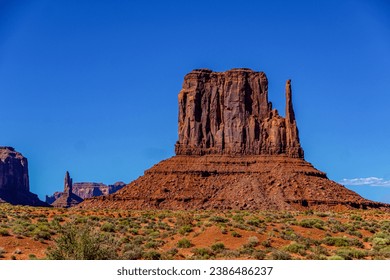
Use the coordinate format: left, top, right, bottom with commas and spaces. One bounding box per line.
0, 147, 47, 206
175, 69, 303, 158
78, 68, 389, 211
46, 182, 125, 203
51, 171, 83, 208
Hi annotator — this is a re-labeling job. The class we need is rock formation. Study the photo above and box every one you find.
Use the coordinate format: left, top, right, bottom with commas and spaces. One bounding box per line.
46, 181, 125, 203
175, 69, 303, 157
79, 68, 389, 211
51, 171, 83, 207
0, 147, 47, 206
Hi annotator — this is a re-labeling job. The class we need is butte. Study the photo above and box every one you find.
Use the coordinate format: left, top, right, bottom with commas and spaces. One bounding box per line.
79, 68, 388, 210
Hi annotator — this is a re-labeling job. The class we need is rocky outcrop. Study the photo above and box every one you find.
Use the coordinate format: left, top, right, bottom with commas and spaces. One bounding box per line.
175, 69, 303, 157
46, 181, 125, 203
0, 147, 47, 206
51, 171, 83, 208
78, 68, 389, 211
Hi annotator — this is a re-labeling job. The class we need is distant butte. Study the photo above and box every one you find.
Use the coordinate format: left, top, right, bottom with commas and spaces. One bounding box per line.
79, 68, 389, 210
0, 147, 47, 206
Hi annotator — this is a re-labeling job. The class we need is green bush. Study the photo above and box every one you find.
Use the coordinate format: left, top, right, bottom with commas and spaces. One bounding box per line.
178, 225, 193, 235
177, 238, 192, 248
244, 236, 260, 248
335, 248, 367, 260
283, 242, 307, 255
247, 218, 264, 227
142, 250, 161, 260
46, 224, 119, 260
299, 219, 325, 229
0, 228, 10, 236
211, 242, 225, 252
191, 247, 214, 259
209, 216, 229, 223
322, 236, 363, 248
271, 250, 291, 260
101, 222, 115, 232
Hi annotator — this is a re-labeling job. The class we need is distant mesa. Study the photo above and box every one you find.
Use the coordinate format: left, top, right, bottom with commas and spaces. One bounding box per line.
79, 68, 389, 211
51, 171, 83, 208
0, 146, 47, 206
46, 180, 125, 204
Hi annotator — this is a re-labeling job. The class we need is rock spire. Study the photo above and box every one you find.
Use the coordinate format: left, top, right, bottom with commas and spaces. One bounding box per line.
51, 171, 83, 208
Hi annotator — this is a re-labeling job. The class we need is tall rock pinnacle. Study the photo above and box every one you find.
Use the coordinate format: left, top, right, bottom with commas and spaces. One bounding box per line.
64, 171, 72, 195
175, 69, 303, 158
52, 171, 83, 208
285, 79, 304, 158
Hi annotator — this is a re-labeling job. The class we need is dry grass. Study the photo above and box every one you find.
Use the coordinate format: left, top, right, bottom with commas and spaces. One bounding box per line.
0, 203, 389, 260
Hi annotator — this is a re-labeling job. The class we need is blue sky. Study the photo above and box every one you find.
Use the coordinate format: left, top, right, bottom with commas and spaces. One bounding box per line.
1, 0, 389, 203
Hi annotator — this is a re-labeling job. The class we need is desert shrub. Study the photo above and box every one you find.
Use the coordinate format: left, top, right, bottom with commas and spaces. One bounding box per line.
283, 242, 307, 255
0, 228, 10, 236
328, 255, 344, 260
122, 243, 143, 260
347, 229, 363, 238
46, 224, 119, 260
371, 232, 390, 250
178, 225, 193, 235
335, 248, 367, 260
143, 250, 161, 260
211, 242, 225, 252
322, 236, 363, 248
144, 240, 161, 249
252, 250, 266, 260
244, 236, 260, 248
271, 250, 291, 260
191, 247, 214, 259
232, 214, 245, 223
33, 228, 52, 241
0, 247, 5, 258
315, 212, 330, 217
246, 218, 264, 227
177, 238, 192, 248
209, 216, 229, 223
299, 219, 325, 230
28, 254, 37, 260
231, 231, 241, 238
261, 239, 272, 248
328, 219, 347, 233
176, 213, 194, 227
101, 222, 115, 232
351, 214, 363, 221
380, 221, 390, 233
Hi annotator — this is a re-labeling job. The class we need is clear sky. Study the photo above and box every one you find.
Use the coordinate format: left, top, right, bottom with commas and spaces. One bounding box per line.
1, 0, 389, 203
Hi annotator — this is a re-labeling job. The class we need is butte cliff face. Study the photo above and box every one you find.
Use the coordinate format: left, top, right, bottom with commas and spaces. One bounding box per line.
0, 147, 47, 206
175, 69, 303, 158
79, 69, 388, 211
46, 181, 125, 203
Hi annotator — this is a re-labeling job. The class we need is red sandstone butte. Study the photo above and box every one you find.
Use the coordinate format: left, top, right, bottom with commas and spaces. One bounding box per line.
78, 69, 389, 211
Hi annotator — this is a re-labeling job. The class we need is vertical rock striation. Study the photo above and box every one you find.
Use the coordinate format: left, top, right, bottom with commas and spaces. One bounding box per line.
175, 69, 303, 157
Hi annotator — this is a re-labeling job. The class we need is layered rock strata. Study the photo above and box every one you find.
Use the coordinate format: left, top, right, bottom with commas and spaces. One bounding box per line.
46, 181, 125, 203
79, 68, 388, 210
0, 147, 47, 206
